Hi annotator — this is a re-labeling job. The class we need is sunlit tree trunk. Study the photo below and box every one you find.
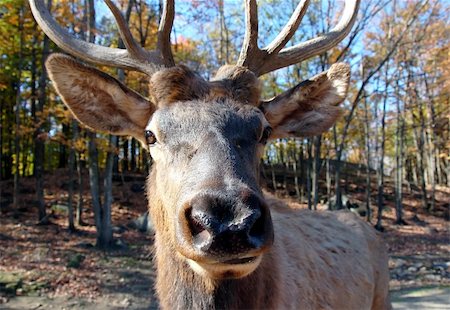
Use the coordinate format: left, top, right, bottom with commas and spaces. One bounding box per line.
407, 64, 428, 210
394, 74, 405, 225
423, 77, 437, 210
375, 66, 388, 231
362, 86, 372, 222
218, 0, 230, 65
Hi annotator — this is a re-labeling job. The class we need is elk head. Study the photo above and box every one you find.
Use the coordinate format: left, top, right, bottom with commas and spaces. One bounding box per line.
30, 0, 358, 280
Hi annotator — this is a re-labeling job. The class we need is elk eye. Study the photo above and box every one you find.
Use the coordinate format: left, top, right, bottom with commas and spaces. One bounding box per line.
145, 130, 157, 145
259, 127, 272, 144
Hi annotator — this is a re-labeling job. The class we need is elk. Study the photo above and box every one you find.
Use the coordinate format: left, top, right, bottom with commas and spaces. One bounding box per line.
29, 0, 391, 308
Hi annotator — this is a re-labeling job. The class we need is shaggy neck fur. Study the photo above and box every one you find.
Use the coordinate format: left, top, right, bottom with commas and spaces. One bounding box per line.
153, 233, 280, 309
148, 170, 280, 309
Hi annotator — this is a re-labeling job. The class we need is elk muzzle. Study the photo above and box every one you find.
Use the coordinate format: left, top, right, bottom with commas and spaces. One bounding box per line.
177, 190, 274, 278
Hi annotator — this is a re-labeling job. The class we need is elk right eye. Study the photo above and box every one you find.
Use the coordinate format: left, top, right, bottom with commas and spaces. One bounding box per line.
145, 130, 157, 145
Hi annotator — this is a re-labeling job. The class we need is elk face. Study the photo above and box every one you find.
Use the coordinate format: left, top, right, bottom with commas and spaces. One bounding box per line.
45, 54, 349, 280
142, 65, 273, 279
147, 100, 273, 279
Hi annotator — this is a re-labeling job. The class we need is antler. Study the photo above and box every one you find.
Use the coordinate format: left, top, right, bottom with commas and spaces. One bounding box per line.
29, 0, 175, 75
238, 0, 360, 76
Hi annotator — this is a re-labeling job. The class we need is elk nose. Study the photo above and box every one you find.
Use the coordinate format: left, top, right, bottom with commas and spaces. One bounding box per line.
185, 193, 272, 256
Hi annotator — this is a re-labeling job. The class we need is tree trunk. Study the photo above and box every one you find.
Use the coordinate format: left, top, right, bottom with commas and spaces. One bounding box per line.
408, 67, 428, 210
293, 150, 301, 200
83, 0, 108, 246
312, 135, 322, 209
306, 139, 312, 210
363, 90, 372, 222
88, 131, 103, 243
73, 123, 86, 226
113, 137, 120, 174
423, 78, 437, 210
35, 0, 52, 224
375, 68, 389, 232
0, 98, 3, 210
13, 4, 24, 210
98, 135, 116, 249
326, 152, 331, 209
122, 138, 129, 172
131, 138, 137, 171
67, 139, 76, 232
270, 159, 277, 195
58, 124, 69, 168
394, 77, 405, 225
218, 0, 230, 65
21, 136, 28, 177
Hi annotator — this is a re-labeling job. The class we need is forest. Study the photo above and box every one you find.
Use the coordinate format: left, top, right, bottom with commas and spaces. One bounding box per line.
0, 0, 449, 308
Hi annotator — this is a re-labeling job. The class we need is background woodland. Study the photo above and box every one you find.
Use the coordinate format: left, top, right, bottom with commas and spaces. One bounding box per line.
0, 0, 449, 305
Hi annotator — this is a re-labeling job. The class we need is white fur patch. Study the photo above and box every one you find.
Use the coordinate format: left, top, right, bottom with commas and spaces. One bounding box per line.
187, 256, 263, 279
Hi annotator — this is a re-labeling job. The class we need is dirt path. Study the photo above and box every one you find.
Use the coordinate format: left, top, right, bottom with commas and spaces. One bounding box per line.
3, 286, 449, 309
2, 295, 155, 310
391, 286, 450, 310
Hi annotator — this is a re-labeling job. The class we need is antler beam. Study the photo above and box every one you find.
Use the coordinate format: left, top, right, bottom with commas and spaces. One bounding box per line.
29, 0, 175, 75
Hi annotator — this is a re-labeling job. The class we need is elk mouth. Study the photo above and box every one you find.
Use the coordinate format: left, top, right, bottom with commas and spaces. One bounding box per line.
186, 255, 263, 279
220, 256, 258, 265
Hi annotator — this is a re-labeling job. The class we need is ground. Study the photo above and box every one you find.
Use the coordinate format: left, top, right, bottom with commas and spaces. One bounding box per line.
0, 169, 449, 309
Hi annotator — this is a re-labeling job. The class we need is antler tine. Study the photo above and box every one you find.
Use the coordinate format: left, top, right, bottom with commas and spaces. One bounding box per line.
104, 0, 148, 62
238, 0, 360, 76
237, 0, 265, 69
29, 0, 169, 75
264, 0, 310, 55
158, 0, 175, 67
259, 0, 360, 75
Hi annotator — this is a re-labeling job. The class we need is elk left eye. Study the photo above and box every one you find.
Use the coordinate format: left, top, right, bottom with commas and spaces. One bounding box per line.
259, 127, 272, 144
145, 130, 157, 145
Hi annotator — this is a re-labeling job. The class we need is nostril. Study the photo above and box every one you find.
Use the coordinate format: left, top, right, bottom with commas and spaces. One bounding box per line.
187, 208, 205, 234
185, 207, 212, 249
248, 210, 265, 240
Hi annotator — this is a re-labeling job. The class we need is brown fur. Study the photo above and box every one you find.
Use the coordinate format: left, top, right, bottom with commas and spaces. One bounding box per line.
149, 65, 261, 107
210, 65, 261, 106
45, 54, 390, 310
149, 65, 210, 107
149, 174, 391, 309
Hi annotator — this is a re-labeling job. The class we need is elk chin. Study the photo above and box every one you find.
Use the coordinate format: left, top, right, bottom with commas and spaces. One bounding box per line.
186, 255, 263, 280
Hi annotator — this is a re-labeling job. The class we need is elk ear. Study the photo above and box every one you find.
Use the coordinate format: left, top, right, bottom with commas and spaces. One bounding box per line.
45, 53, 156, 143
261, 63, 350, 139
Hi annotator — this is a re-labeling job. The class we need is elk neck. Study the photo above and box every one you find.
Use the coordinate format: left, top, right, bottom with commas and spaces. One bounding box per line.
147, 169, 281, 309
